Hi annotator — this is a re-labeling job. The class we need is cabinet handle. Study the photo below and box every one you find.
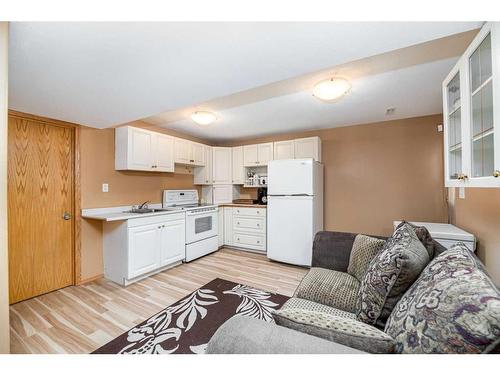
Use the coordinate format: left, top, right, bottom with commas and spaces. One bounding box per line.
457, 173, 468, 181
257, 240, 260, 244
256, 211, 260, 214
494, 170, 500, 178
257, 223, 260, 227
237, 222, 240, 225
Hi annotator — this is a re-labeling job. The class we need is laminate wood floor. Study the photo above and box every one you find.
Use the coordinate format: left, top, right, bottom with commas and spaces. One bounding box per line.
9, 248, 308, 354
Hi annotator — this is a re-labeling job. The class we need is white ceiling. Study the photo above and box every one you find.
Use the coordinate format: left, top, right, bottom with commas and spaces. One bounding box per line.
162, 57, 458, 141
9, 22, 481, 130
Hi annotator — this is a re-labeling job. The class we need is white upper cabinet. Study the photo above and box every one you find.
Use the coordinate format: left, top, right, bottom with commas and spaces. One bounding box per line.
154, 134, 175, 172
294, 136, 322, 162
174, 139, 206, 166
274, 140, 295, 160
258, 143, 274, 165
443, 22, 500, 188
274, 137, 321, 162
232, 146, 245, 184
243, 142, 274, 166
194, 146, 213, 185
115, 126, 174, 172
212, 147, 232, 184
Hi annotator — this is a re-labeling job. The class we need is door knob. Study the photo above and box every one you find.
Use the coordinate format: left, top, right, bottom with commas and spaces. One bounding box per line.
494, 170, 500, 178
63, 212, 72, 220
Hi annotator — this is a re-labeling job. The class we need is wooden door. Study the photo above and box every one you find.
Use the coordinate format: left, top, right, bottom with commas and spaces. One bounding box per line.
8, 115, 75, 303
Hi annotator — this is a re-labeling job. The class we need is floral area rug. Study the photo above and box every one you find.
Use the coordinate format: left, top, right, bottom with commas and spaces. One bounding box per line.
93, 278, 289, 354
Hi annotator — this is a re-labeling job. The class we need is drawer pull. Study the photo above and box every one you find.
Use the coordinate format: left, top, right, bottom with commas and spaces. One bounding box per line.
257, 241, 260, 244
256, 223, 260, 227
237, 222, 240, 225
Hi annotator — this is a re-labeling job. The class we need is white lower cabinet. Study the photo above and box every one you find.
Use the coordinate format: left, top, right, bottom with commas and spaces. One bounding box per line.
103, 213, 186, 286
222, 206, 266, 253
218, 207, 224, 247
223, 207, 233, 246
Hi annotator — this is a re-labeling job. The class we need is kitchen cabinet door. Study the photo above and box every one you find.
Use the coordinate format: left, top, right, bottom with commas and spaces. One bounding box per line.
223, 207, 233, 246
212, 147, 232, 184
274, 140, 295, 160
159, 219, 186, 266
130, 127, 155, 170
192, 142, 206, 166
294, 137, 321, 162
154, 133, 175, 172
128, 223, 161, 279
243, 144, 259, 166
232, 146, 245, 184
174, 138, 191, 164
194, 146, 212, 185
257, 143, 274, 165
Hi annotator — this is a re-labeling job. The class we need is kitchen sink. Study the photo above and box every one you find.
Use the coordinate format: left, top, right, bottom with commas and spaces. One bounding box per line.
124, 208, 170, 214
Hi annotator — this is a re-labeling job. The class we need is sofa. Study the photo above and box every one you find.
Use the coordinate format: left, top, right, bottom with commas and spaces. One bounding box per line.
207, 225, 500, 354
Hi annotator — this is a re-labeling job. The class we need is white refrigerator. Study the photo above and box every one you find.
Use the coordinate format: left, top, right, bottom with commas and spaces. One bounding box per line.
267, 159, 324, 266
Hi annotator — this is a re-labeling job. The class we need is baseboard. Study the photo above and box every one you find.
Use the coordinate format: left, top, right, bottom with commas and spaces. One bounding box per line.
77, 274, 104, 285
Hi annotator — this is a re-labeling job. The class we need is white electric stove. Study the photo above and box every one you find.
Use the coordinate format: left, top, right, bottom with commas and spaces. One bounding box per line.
163, 190, 219, 262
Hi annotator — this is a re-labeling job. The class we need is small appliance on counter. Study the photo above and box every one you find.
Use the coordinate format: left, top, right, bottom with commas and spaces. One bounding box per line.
257, 187, 268, 205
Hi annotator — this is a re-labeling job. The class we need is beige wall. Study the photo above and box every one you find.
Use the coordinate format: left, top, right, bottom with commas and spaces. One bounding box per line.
222, 114, 448, 236
449, 188, 500, 284
0, 22, 10, 353
80, 124, 203, 280
80, 114, 457, 282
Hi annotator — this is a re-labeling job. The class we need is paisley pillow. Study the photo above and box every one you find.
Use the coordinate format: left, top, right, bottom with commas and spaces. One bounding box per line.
385, 244, 500, 353
396, 221, 435, 258
356, 223, 429, 326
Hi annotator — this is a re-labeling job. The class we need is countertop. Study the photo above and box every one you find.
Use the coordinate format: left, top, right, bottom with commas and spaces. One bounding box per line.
82, 202, 268, 222
220, 203, 267, 208
82, 204, 182, 222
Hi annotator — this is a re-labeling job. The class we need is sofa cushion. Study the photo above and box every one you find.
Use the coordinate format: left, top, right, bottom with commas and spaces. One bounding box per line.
396, 221, 435, 258
356, 223, 430, 326
385, 244, 500, 354
273, 308, 396, 354
348, 234, 386, 281
281, 297, 357, 320
294, 268, 360, 313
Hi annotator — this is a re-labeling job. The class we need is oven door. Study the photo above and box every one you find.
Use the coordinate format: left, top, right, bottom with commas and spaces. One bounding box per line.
186, 209, 218, 244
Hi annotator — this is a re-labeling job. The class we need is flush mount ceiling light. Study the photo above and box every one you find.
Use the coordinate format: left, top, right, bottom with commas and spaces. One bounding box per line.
312, 77, 351, 103
190, 111, 217, 125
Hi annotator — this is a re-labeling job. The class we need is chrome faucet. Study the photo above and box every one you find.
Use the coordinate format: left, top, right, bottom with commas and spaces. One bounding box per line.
138, 200, 150, 209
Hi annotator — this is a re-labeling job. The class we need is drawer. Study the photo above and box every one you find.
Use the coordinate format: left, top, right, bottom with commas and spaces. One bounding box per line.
127, 212, 185, 228
435, 238, 476, 252
233, 232, 266, 250
232, 207, 266, 217
233, 216, 266, 233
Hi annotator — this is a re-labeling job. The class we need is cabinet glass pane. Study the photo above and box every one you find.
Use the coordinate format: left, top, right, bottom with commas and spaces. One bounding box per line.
480, 34, 492, 83
472, 92, 482, 136
472, 134, 495, 177
470, 47, 481, 92
447, 73, 461, 113
449, 149, 462, 180
482, 80, 494, 132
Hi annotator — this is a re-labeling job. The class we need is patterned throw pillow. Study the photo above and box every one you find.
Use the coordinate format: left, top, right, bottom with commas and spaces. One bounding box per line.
273, 308, 396, 354
347, 235, 386, 281
356, 223, 430, 326
385, 244, 500, 353
396, 221, 435, 258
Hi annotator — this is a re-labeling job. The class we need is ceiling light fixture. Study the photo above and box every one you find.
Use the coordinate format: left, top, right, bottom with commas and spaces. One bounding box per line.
312, 77, 351, 103
191, 111, 217, 125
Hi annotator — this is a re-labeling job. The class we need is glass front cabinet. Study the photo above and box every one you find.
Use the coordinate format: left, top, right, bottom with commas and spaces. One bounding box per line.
443, 22, 500, 188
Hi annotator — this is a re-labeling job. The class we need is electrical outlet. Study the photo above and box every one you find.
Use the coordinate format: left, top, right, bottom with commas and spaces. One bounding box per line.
437, 124, 443, 132
102, 183, 109, 193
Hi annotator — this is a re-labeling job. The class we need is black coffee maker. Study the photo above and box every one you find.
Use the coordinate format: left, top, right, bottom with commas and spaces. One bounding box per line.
257, 187, 268, 205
